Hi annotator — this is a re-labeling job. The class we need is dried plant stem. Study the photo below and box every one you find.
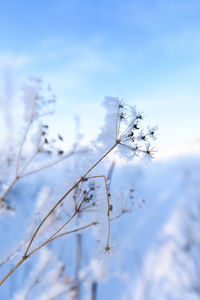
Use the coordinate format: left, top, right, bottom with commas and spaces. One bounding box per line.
19, 151, 39, 177
0, 238, 31, 268
0, 142, 118, 286
0, 257, 25, 286
0, 222, 96, 286
27, 213, 76, 257
51, 222, 97, 242
23, 185, 81, 258
87, 175, 111, 250
0, 212, 118, 286
15, 121, 33, 177
24, 142, 117, 257
20, 150, 86, 178
1, 142, 118, 285
83, 142, 118, 178
0, 177, 18, 206
26, 222, 97, 258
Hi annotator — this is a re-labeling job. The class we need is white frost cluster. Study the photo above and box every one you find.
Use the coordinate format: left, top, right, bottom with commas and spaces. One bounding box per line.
98, 97, 120, 149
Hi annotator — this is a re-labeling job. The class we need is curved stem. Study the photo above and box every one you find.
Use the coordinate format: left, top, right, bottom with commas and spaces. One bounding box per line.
27, 213, 76, 257
50, 222, 97, 242
16, 120, 33, 177
23, 180, 82, 257
0, 257, 25, 286
87, 175, 111, 249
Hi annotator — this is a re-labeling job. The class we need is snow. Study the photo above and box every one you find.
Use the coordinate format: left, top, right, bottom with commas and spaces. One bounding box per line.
0, 151, 199, 299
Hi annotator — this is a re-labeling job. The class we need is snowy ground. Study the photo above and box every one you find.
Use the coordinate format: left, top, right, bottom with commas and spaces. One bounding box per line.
0, 152, 199, 300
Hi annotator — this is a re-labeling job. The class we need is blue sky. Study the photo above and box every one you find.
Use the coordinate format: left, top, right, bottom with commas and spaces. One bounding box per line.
0, 0, 200, 158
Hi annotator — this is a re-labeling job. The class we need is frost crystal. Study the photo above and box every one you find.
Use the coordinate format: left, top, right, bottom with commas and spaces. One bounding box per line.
98, 97, 120, 149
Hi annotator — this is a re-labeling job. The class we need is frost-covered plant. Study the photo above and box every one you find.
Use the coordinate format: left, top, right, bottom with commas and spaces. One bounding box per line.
0, 77, 81, 213
98, 97, 157, 161
0, 96, 157, 288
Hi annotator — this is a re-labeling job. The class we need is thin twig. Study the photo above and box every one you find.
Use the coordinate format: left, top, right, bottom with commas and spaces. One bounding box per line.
19, 151, 38, 177
27, 222, 97, 258
20, 150, 87, 178
26, 213, 76, 258
87, 175, 111, 250
15, 122, 32, 177
0, 257, 26, 286
50, 222, 97, 242
18, 126, 43, 177
0, 177, 18, 206
15, 94, 37, 177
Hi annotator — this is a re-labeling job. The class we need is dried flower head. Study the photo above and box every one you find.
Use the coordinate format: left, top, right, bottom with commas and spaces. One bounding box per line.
99, 97, 158, 161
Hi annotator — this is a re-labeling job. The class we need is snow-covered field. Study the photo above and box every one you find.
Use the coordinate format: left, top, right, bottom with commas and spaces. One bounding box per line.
0, 150, 199, 300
